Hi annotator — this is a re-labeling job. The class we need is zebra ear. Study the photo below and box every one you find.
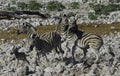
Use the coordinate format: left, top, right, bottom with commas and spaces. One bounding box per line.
75, 13, 79, 21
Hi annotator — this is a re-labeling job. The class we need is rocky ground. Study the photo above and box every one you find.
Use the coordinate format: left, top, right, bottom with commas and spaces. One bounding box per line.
0, 32, 120, 76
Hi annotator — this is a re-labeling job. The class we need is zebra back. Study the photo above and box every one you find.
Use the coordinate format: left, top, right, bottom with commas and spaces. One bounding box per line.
17, 22, 62, 46
78, 32, 103, 49
39, 31, 62, 47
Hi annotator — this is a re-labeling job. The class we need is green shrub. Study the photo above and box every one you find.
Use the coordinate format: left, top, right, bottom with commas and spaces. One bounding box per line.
92, 4, 104, 15
92, 4, 120, 15
27, 1, 42, 10
46, 1, 65, 11
69, 2, 80, 9
83, 0, 88, 3
88, 12, 97, 20
17, 2, 27, 10
7, 7, 16, 11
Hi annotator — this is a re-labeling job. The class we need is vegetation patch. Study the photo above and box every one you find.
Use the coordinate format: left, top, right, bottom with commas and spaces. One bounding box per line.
68, 2, 80, 9
46, 1, 65, 11
91, 4, 120, 15
88, 12, 97, 20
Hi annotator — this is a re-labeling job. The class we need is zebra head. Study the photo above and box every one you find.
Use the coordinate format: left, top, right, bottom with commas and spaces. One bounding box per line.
69, 17, 76, 25
58, 14, 69, 32
67, 15, 79, 34
17, 22, 37, 35
68, 13, 79, 26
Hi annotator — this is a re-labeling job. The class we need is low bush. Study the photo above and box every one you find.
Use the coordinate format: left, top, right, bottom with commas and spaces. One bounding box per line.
46, 1, 65, 11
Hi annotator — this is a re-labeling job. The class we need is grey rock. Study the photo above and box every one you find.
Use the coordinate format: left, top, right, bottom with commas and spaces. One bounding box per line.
54, 64, 65, 73
44, 67, 54, 73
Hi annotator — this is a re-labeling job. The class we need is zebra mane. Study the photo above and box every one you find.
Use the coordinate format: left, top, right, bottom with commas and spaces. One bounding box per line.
23, 22, 37, 35
24, 22, 37, 32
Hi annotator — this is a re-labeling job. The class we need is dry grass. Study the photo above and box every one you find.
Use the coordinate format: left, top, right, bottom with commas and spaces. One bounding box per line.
0, 23, 120, 40
78, 23, 120, 34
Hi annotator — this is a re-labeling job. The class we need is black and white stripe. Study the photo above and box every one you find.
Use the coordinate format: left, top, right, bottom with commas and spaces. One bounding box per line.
55, 14, 69, 33
17, 22, 37, 38
17, 22, 64, 61
61, 17, 103, 63
30, 32, 64, 61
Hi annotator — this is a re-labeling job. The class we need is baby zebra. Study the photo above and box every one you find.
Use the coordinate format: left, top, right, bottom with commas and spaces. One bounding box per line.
11, 46, 29, 65
17, 22, 64, 62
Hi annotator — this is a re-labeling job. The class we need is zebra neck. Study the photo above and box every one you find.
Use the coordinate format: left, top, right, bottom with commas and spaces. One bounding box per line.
75, 30, 84, 39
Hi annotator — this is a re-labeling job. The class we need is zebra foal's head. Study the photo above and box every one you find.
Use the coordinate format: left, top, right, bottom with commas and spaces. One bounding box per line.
17, 22, 37, 35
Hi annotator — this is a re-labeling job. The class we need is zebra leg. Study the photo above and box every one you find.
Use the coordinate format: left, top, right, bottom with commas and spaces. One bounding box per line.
55, 47, 60, 54
54, 47, 60, 60
16, 59, 19, 67
44, 53, 50, 65
56, 45, 64, 61
64, 41, 71, 58
66, 41, 71, 52
83, 48, 87, 58
81, 48, 88, 62
58, 45, 64, 54
35, 57, 39, 66
71, 39, 78, 65
90, 48, 100, 63
71, 45, 76, 64
44, 53, 49, 62
108, 46, 115, 57
35, 50, 40, 66
37, 51, 40, 61
25, 58, 30, 65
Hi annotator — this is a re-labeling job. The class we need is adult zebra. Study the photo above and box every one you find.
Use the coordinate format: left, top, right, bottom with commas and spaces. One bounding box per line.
60, 17, 103, 64
17, 22, 64, 62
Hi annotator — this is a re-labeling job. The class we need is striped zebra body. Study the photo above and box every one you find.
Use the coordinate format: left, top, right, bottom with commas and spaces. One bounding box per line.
17, 22, 37, 39
30, 31, 62, 53
78, 33, 103, 49
62, 29, 103, 63
30, 31, 64, 61
40, 31, 61, 47
17, 22, 64, 62
58, 15, 103, 63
